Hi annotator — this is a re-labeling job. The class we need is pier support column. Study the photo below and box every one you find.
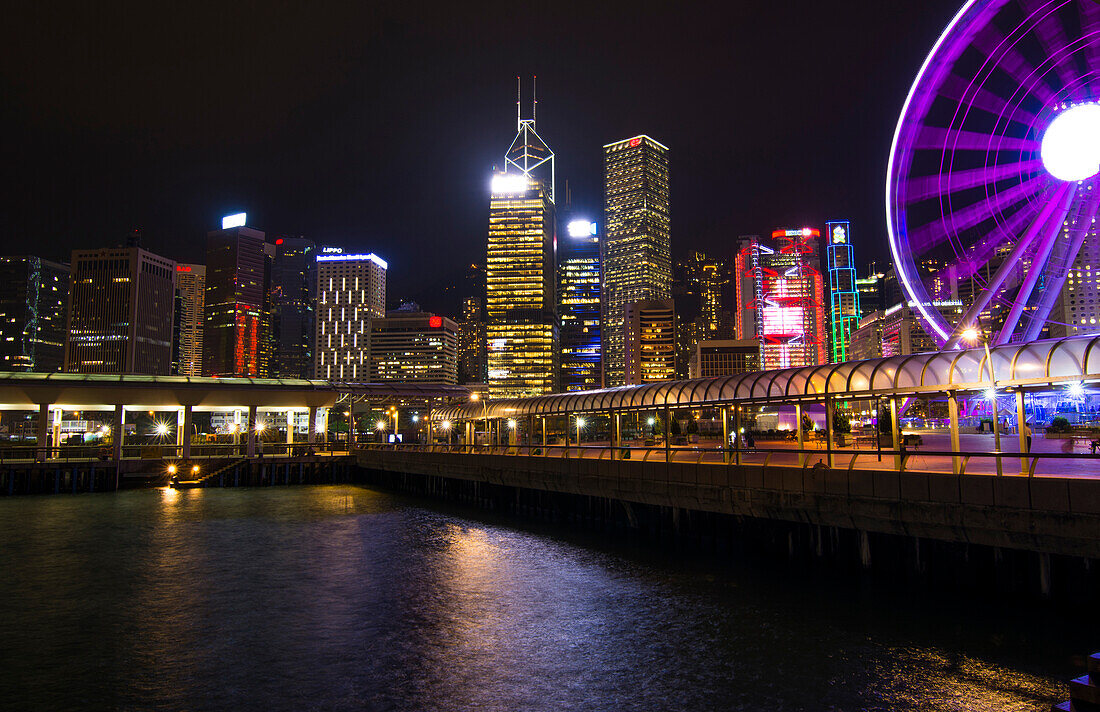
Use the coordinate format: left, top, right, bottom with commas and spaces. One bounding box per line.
307, 406, 318, 444
233, 409, 242, 451
246, 405, 258, 458
613, 411, 621, 455
51, 407, 62, 460
947, 391, 962, 474
176, 407, 185, 455
112, 405, 124, 462
36, 403, 49, 462
795, 402, 805, 467
541, 417, 547, 450
889, 397, 902, 470
181, 406, 192, 459
664, 406, 671, 462
1016, 390, 1028, 475
733, 404, 742, 465
286, 410, 294, 446
825, 396, 835, 468
721, 406, 729, 464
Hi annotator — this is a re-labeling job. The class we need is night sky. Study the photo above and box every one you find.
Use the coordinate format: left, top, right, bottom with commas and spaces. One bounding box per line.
0, 0, 963, 314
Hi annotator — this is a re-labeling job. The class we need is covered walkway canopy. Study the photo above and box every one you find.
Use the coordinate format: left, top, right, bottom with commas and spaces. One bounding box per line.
433, 335, 1100, 420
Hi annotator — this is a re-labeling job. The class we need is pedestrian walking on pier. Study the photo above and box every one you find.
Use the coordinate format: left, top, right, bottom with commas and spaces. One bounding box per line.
1023, 422, 1033, 453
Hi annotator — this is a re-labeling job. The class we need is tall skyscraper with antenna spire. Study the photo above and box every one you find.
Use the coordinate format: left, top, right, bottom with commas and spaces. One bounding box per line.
485, 77, 559, 397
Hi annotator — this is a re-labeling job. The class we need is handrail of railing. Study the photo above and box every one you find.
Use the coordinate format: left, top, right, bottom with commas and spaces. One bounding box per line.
352, 441, 1100, 478
0, 440, 354, 465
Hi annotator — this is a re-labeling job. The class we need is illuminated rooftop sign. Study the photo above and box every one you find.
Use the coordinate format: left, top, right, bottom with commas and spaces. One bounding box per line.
491, 174, 529, 195
221, 212, 247, 229
315, 253, 388, 270
321, 246, 343, 254
771, 228, 821, 239
567, 220, 598, 237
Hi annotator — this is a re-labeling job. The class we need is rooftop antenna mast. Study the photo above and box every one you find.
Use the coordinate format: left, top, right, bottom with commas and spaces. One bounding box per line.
505, 75, 555, 202
533, 75, 537, 125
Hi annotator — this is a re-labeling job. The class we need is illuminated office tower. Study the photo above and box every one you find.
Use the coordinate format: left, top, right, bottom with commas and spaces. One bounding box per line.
623, 299, 676, 384
370, 311, 458, 385
203, 215, 273, 377
314, 251, 387, 381
559, 218, 602, 391
602, 135, 671, 386
735, 229, 826, 369
173, 264, 205, 376
825, 221, 860, 363
65, 246, 176, 374
1050, 219, 1100, 338
0, 256, 69, 372
458, 296, 487, 384
485, 82, 558, 398
270, 236, 316, 378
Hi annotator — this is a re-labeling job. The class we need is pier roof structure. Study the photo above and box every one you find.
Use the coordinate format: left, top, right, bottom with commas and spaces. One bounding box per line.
433, 335, 1100, 419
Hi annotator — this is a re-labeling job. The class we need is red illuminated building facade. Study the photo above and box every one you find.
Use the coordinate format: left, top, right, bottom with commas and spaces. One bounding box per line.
202, 223, 273, 377
735, 229, 826, 369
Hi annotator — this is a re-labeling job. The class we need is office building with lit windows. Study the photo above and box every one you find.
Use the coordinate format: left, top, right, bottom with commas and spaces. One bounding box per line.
0, 256, 69, 372
826, 220, 860, 363
458, 296, 487, 385
602, 135, 671, 386
270, 236, 316, 378
735, 229, 826, 370
1051, 221, 1100, 338
173, 264, 205, 376
369, 311, 458, 385
203, 218, 273, 377
624, 299, 676, 385
65, 246, 177, 374
559, 218, 602, 391
485, 89, 558, 398
688, 339, 760, 379
314, 251, 386, 381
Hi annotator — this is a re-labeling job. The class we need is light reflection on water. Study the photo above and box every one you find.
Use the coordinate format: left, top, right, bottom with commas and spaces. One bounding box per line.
0, 486, 1080, 711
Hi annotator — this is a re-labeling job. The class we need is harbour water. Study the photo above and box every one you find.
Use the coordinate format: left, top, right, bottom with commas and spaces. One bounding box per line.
0, 485, 1089, 711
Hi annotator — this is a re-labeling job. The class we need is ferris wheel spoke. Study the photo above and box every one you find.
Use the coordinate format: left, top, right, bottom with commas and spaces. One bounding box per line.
904, 159, 1043, 203
1028, 1, 1086, 90
937, 73, 1037, 126
908, 174, 1046, 253
946, 181, 1073, 346
954, 203, 1040, 277
1078, 3, 1100, 77
1020, 187, 1100, 341
913, 125, 1039, 152
970, 19, 1056, 104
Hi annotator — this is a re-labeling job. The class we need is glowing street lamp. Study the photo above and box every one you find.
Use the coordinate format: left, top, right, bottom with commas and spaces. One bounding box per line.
154, 422, 169, 437
254, 420, 266, 433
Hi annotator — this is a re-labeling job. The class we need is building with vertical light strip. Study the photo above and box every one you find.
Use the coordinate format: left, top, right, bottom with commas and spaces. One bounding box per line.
0, 256, 69, 372
314, 251, 386, 381
485, 85, 558, 398
559, 218, 602, 391
825, 220, 860, 363
65, 246, 177, 374
203, 215, 273, 377
602, 135, 671, 386
173, 264, 205, 376
735, 228, 826, 369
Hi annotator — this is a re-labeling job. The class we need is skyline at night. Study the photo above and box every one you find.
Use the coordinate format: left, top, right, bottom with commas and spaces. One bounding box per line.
0, 1, 963, 314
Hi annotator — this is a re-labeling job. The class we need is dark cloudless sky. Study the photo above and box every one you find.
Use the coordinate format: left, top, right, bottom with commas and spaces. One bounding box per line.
0, 0, 963, 314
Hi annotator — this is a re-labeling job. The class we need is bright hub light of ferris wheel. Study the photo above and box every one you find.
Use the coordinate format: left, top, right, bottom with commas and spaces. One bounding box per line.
1040, 103, 1100, 182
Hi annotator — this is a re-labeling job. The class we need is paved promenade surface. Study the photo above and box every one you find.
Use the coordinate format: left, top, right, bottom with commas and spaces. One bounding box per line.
471, 430, 1100, 478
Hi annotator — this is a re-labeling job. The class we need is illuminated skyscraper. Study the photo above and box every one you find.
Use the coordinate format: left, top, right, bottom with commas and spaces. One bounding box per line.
66, 246, 176, 374
203, 218, 272, 377
825, 220, 860, 363
314, 251, 387, 381
623, 299, 676, 384
485, 82, 557, 398
270, 236, 316, 378
735, 229, 826, 369
559, 218, 602, 391
602, 135, 671, 386
0, 256, 68, 372
173, 264, 205, 376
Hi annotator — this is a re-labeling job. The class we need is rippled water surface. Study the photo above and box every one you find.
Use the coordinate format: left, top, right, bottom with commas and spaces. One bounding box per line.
0, 486, 1088, 711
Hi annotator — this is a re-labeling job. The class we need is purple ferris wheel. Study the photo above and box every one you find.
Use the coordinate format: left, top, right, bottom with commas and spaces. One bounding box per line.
887, 0, 1100, 348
